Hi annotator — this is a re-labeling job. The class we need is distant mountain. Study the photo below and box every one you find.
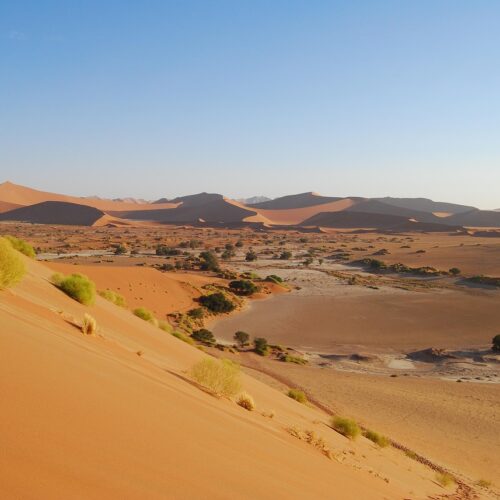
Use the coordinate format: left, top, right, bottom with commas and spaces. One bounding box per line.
238, 196, 272, 205
252, 192, 341, 210
375, 197, 475, 215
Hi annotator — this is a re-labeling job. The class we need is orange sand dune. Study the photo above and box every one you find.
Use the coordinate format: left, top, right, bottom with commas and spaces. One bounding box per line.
47, 262, 218, 318
0, 256, 446, 498
0, 181, 177, 211
0, 201, 21, 213
252, 198, 357, 225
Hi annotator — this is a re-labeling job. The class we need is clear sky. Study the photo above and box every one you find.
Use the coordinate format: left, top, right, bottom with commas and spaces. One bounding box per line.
1, 1, 499, 208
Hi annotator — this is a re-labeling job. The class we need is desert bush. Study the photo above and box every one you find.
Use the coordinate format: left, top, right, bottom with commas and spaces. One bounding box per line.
99, 289, 127, 307
287, 388, 308, 404
363, 429, 389, 447
158, 320, 173, 333
199, 251, 220, 272
492, 334, 500, 352
190, 358, 242, 397
245, 250, 258, 262
191, 328, 216, 345
188, 307, 204, 319
331, 417, 360, 439
133, 307, 156, 324
265, 274, 283, 284
229, 279, 258, 296
155, 245, 181, 256
199, 292, 235, 313
113, 243, 127, 255
4, 235, 36, 258
233, 330, 250, 348
53, 273, 95, 305
282, 354, 308, 365
279, 251, 292, 260
81, 313, 97, 335
171, 330, 195, 345
0, 237, 26, 289
253, 337, 269, 356
435, 472, 455, 487
475, 479, 492, 488
449, 267, 461, 275
236, 392, 255, 411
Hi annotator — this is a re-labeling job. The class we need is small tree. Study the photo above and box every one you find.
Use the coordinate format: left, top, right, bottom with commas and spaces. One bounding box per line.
114, 243, 127, 255
245, 250, 257, 262
492, 334, 500, 352
229, 279, 258, 296
199, 292, 235, 313
449, 267, 461, 276
191, 329, 216, 345
199, 251, 220, 272
279, 250, 292, 260
254, 337, 269, 356
234, 331, 250, 348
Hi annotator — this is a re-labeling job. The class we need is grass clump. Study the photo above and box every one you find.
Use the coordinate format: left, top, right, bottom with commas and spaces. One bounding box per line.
331, 416, 361, 439
236, 392, 255, 411
282, 354, 308, 365
99, 289, 127, 307
0, 237, 26, 289
52, 273, 95, 305
404, 450, 419, 461
435, 471, 455, 487
190, 358, 241, 397
4, 235, 36, 258
158, 320, 173, 333
133, 307, 156, 324
475, 479, 492, 488
171, 330, 195, 345
363, 429, 390, 447
287, 388, 308, 404
81, 313, 97, 335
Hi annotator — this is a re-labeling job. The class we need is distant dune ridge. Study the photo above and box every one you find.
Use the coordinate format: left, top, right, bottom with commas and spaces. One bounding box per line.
0, 181, 499, 229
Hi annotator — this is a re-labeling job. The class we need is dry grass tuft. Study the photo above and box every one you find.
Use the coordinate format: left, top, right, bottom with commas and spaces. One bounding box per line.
99, 289, 127, 307
331, 416, 361, 439
363, 429, 390, 447
287, 388, 308, 404
435, 472, 455, 487
236, 392, 255, 411
286, 427, 333, 460
81, 314, 97, 335
190, 358, 242, 398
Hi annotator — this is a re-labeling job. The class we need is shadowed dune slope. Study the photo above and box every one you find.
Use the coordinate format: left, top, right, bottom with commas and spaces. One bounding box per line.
302, 210, 415, 228
0, 257, 437, 499
0, 201, 105, 226
446, 209, 500, 227
113, 197, 257, 223
375, 197, 475, 215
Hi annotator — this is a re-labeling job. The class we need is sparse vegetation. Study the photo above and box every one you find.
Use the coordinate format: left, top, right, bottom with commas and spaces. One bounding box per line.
253, 337, 269, 356
199, 292, 235, 313
4, 235, 36, 258
0, 237, 26, 289
52, 273, 96, 305
435, 471, 455, 487
282, 354, 308, 365
233, 330, 250, 348
99, 289, 127, 307
287, 388, 308, 404
81, 313, 97, 335
363, 429, 389, 447
133, 307, 156, 324
492, 334, 500, 352
236, 392, 255, 411
190, 358, 242, 397
191, 328, 216, 345
331, 416, 361, 439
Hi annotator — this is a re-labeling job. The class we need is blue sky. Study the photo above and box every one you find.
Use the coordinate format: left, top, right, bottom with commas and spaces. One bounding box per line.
1, 1, 499, 208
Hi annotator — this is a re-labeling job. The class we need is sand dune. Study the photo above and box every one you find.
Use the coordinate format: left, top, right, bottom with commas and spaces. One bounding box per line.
0, 201, 105, 226
0, 201, 21, 213
250, 192, 342, 210
0, 255, 448, 498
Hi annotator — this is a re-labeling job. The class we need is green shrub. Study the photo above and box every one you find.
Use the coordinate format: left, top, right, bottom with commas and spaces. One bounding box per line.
53, 273, 96, 305
229, 279, 258, 296
283, 354, 308, 365
331, 417, 361, 439
363, 429, 390, 447
287, 389, 308, 404
199, 251, 220, 272
190, 358, 242, 397
233, 331, 250, 348
188, 307, 204, 319
4, 235, 36, 258
133, 307, 156, 324
199, 292, 235, 313
492, 334, 500, 352
254, 337, 269, 356
0, 237, 26, 289
265, 274, 283, 284
191, 328, 216, 345
99, 289, 127, 307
